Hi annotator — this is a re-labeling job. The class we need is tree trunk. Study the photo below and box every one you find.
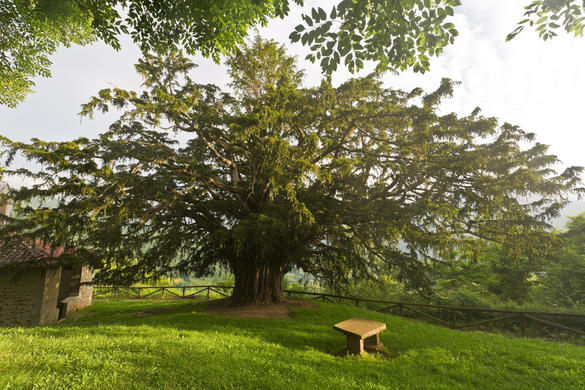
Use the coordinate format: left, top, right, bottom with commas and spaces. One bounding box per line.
231, 262, 286, 305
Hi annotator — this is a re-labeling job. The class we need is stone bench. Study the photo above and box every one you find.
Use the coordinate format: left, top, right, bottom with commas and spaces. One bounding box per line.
333, 317, 386, 355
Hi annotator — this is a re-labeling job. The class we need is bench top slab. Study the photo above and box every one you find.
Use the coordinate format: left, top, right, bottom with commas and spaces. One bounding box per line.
333, 317, 386, 339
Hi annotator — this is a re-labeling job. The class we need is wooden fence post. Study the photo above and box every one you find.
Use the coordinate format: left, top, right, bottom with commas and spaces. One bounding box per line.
161, 287, 165, 299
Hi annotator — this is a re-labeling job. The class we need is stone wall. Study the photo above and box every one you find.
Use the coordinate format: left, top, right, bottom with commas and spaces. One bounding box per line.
0, 270, 44, 327
0, 265, 94, 327
0, 182, 12, 219
59, 266, 94, 318
0, 201, 12, 219
78, 266, 94, 308
39, 268, 62, 325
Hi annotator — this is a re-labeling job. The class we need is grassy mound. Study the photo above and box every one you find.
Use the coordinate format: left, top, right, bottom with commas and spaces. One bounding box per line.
1, 299, 584, 389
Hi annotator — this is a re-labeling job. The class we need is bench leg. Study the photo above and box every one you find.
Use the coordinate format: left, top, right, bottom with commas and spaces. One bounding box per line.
346, 335, 364, 355
364, 333, 384, 351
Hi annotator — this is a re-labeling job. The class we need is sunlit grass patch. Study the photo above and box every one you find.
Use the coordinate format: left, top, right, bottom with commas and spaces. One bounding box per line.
1, 299, 584, 389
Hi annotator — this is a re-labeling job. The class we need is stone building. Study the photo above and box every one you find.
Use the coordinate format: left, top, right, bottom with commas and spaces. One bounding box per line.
0, 182, 12, 217
0, 183, 93, 327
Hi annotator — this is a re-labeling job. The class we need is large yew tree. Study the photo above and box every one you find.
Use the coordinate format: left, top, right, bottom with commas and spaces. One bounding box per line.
1, 38, 582, 304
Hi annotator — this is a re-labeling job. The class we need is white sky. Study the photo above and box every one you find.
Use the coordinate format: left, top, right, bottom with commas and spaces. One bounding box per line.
0, 0, 584, 213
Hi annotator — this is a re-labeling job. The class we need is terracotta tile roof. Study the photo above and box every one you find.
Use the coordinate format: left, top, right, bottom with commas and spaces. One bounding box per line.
0, 238, 66, 268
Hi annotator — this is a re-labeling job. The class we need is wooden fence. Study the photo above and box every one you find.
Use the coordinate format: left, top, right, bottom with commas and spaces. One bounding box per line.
93, 285, 233, 300
93, 285, 585, 338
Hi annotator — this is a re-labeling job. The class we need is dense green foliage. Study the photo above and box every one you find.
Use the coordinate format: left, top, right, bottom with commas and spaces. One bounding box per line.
357, 212, 585, 312
1, 299, 584, 389
3, 0, 584, 107
289, 0, 459, 74
312, 211, 585, 323
543, 213, 585, 306
431, 214, 585, 310
507, 0, 585, 41
0, 0, 289, 107
1, 37, 582, 304
0, 0, 94, 107
429, 243, 545, 305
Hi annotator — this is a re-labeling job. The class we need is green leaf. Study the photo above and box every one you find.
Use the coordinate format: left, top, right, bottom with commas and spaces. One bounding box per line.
312, 8, 320, 22
401, 0, 415, 10
330, 6, 338, 19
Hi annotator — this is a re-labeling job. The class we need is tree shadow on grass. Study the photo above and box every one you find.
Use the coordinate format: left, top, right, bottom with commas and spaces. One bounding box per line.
57, 298, 451, 364
54, 299, 399, 357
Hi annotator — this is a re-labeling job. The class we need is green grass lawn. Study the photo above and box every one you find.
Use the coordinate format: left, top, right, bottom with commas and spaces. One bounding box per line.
1, 299, 584, 390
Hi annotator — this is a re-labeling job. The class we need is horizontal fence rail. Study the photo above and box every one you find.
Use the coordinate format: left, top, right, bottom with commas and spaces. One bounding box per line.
93, 285, 233, 300
93, 285, 585, 339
